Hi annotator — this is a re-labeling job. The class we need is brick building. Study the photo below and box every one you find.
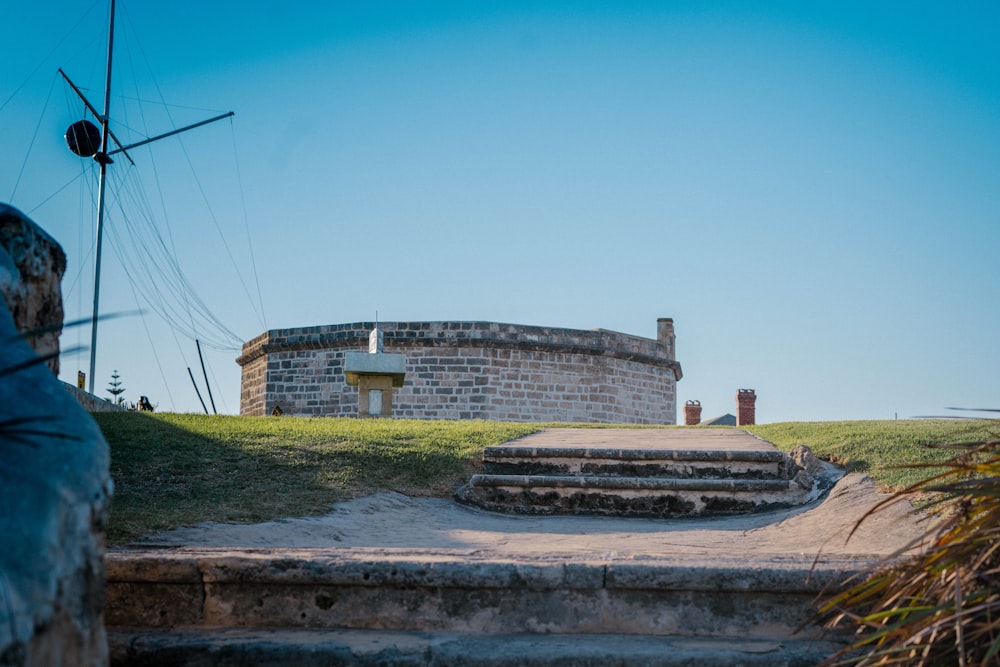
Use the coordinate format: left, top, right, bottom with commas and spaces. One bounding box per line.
237, 318, 682, 423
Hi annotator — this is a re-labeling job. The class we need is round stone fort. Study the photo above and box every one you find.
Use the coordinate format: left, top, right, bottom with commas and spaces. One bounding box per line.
237, 318, 682, 424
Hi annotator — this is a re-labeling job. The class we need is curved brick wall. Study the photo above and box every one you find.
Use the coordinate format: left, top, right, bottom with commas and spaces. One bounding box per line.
237, 320, 682, 424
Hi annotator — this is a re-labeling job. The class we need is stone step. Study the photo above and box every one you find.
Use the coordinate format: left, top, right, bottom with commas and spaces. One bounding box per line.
482, 446, 793, 480
108, 627, 845, 666
456, 473, 812, 517
105, 550, 852, 642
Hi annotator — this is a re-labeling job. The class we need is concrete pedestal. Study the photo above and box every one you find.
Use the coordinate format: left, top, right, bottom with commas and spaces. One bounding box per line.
344, 350, 406, 418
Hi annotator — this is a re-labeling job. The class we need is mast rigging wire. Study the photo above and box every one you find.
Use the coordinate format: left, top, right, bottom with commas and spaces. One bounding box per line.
0, 0, 101, 114
126, 276, 176, 410
102, 164, 244, 349
9, 74, 60, 202
117, 3, 268, 333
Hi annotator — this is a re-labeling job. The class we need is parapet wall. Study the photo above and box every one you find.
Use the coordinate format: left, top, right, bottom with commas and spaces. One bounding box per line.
237, 320, 682, 424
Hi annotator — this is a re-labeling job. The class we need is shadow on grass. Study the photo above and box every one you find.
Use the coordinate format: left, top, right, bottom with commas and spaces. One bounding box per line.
96, 412, 513, 546
844, 460, 869, 474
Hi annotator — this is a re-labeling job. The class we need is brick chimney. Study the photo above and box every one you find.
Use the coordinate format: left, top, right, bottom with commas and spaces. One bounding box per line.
736, 389, 756, 426
657, 318, 675, 359
684, 400, 702, 425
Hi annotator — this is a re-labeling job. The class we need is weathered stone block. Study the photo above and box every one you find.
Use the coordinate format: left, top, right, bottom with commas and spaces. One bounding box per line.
0, 228, 111, 666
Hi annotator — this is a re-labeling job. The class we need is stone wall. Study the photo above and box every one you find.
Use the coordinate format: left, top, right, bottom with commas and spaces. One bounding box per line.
238, 319, 682, 424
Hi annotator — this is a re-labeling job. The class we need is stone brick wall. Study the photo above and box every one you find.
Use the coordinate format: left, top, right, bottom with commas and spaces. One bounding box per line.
237, 320, 682, 424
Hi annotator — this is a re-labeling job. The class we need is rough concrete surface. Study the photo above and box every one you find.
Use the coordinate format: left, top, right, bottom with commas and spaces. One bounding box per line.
135, 472, 922, 565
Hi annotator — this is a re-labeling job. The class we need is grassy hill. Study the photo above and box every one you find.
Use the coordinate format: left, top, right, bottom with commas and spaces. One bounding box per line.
745, 419, 997, 488
96, 413, 997, 545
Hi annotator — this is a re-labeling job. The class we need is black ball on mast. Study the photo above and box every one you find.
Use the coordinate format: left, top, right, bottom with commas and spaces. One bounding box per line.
65, 119, 102, 158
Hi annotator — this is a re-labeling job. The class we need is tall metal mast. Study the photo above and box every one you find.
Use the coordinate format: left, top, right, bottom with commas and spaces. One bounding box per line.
88, 0, 116, 394
62, 0, 234, 394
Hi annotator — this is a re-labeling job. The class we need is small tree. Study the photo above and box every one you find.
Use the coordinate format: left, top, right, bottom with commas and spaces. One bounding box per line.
107, 370, 126, 406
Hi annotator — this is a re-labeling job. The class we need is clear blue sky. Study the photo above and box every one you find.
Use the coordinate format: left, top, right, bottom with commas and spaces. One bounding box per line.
2, 1, 998, 422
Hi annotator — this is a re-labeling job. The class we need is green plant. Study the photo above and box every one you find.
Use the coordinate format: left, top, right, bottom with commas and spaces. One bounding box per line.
107, 369, 126, 406
819, 435, 1000, 666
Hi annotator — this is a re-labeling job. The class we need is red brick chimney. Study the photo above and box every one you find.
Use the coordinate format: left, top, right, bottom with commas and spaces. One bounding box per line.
736, 389, 756, 426
684, 400, 702, 425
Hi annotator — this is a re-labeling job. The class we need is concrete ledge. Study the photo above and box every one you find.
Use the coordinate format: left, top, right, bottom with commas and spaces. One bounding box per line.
483, 457, 787, 479
485, 446, 789, 462
63, 382, 125, 412
483, 447, 793, 479
468, 474, 795, 492
107, 551, 849, 593
105, 550, 855, 639
109, 627, 845, 666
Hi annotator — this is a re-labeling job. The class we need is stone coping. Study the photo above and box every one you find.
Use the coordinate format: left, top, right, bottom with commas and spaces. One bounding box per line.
105, 548, 863, 594
237, 321, 681, 379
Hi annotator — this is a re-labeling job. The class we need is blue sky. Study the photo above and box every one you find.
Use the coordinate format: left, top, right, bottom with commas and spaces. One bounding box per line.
2, 1, 998, 421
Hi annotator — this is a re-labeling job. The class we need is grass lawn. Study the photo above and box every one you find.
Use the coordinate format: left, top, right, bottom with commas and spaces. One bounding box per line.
97, 412, 538, 545
97, 413, 997, 546
745, 419, 998, 489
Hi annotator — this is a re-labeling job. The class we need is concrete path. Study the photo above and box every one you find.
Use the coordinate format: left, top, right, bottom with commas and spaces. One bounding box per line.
132, 428, 927, 569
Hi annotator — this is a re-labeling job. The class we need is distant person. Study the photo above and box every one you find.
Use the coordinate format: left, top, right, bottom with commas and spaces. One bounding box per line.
137, 395, 154, 412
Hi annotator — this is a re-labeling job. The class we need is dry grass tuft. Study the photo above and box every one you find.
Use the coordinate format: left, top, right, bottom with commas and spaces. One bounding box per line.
819, 435, 1000, 666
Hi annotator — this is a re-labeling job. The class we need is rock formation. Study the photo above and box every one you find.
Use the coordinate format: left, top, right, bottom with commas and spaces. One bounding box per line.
0, 204, 66, 374
0, 205, 111, 666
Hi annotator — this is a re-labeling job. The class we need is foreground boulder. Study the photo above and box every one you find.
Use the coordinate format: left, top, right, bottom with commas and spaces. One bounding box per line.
0, 204, 66, 375
0, 207, 111, 666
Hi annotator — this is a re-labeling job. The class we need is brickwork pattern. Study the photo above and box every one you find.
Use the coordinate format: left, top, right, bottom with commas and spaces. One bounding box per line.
684, 400, 702, 426
238, 321, 681, 424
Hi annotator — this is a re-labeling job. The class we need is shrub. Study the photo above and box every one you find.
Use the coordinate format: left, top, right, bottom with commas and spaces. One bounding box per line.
820, 435, 1000, 666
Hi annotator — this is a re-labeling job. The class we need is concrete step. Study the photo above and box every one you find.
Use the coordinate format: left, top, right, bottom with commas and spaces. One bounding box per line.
105, 550, 852, 642
109, 627, 845, 666
482, 446, 793, 480
456, 473, 812, 517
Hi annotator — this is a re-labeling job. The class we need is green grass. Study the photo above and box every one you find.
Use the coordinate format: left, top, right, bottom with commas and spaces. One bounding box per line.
745, 419, 998, 489
97, 412, 538, 545
97, 414, 998, 546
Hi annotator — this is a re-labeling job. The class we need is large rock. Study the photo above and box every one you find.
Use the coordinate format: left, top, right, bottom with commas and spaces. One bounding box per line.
0, 204, 66, 375
0, 209, 111, 666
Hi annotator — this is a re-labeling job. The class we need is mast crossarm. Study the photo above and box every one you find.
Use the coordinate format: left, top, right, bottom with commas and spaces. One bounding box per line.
108, 111, 235, 155
58, 67, 135, 166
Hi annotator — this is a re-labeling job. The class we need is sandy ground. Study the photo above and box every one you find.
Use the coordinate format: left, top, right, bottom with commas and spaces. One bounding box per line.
135, 473, 926, 568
